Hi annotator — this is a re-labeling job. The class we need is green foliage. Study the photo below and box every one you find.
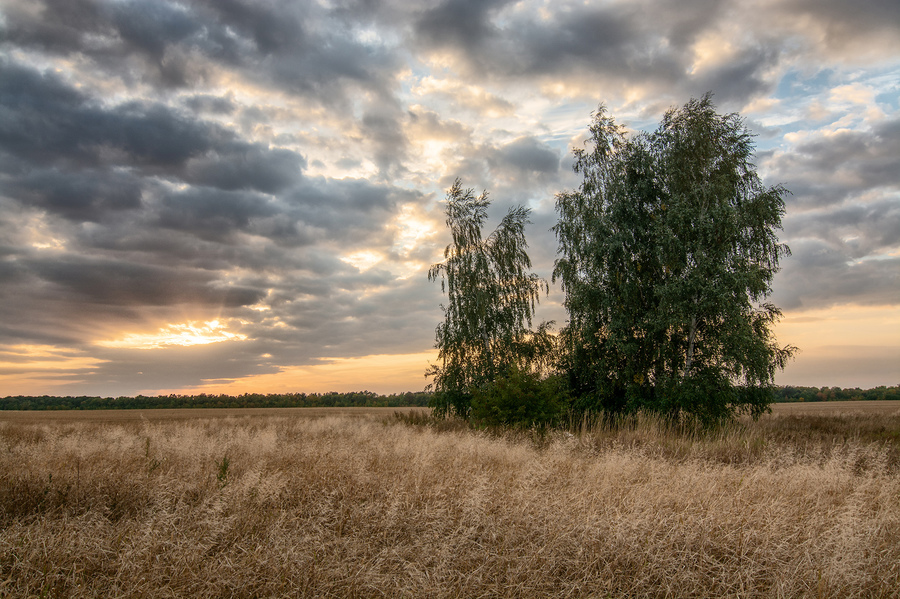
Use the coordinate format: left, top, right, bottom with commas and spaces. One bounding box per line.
470, 368, 567, 428
554, 94, 796, 423
428, 179, 552, 418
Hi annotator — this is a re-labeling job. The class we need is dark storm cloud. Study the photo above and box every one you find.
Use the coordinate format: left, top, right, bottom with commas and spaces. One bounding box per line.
413, 0, 726, 91
271, 273, 441, 355
0, 224, 266, 347
0, 0, 107, 55
407, 106, 471, 140
284, 178, 395, 234
191, 0, 400, 102
772, 240, 900, 311
0, 250, 25, 288
764, 117, 900, 310
496, 137, 560, 174
434, 136, 563, 204
775, 198, 900, 310
0, 61, 227, 169
796, 119, 900, 191
185, 147, 305, 194
2, 0, 222, 87
106, 0, 211, 86
147, 177, 404, 252
416, 0, 514, 49
766, 117, 900, 209
781, 0, 900, 49
2, 0, 400, 101
75, 225, 259, 272
0, 60, 308, 205
183, 94, 238, 115
194, 0, 306, 56
70, 175, 402, 267
783, 199, 900, 261
510, 7, 668, 76
157, 187, 278, 242
688, 45, 781, 103
25, 255, 264, 308
1, 168, 143, 222
105, 0, 210, 60
361, 108, 410, 176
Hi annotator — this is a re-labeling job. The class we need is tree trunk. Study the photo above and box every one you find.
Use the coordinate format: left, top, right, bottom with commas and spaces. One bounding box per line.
683, 315, 697, 378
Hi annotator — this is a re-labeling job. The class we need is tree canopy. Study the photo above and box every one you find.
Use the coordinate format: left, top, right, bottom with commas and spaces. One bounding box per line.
553, 94, 795, 422
427, 180, 552, 418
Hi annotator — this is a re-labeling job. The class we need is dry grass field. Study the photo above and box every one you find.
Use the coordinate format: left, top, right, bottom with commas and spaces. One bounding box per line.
1, 402, 898, 598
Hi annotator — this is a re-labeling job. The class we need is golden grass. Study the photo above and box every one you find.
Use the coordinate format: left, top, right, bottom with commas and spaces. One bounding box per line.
1, 405, 898, 598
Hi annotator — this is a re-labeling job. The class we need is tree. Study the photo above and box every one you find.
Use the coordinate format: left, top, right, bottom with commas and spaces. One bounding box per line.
427, 180, 552, 418
553, 94, 795, 422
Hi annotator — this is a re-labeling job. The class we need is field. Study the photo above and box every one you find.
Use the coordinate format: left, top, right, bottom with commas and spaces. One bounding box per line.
1, 402, 898, 598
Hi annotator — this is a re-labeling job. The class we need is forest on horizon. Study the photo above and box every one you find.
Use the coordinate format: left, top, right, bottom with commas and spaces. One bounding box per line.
1, 385, 897, 411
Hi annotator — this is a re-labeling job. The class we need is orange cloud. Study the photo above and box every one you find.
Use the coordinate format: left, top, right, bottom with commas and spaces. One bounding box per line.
0, 345, 108, 395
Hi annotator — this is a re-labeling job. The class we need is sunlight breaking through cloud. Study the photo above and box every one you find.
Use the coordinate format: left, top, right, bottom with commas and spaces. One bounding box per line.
340, 250, 383, 272
96, 321, 248, 350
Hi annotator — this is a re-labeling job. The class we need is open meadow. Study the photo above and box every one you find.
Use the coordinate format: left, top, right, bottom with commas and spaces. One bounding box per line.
2, 402, 898, 598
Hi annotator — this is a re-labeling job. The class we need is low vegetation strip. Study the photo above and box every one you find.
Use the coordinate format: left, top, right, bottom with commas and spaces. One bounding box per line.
0, 390, 432, 411
2, 385, 897, 411
1, 409, 898, 597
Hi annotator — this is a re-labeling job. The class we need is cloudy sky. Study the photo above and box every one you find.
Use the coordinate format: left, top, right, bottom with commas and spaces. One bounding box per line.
1, 0, 898, 397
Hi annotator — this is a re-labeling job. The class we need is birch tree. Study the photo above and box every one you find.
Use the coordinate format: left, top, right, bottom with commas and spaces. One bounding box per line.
428, 180, 551, 418
553, 94, 795, 422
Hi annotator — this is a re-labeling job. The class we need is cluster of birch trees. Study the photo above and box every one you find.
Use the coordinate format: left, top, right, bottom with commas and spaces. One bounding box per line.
429, 94, 795, 424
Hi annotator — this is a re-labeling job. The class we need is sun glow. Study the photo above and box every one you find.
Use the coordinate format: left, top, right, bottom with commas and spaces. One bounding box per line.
393, 204, 437, 255
775, 305, 900, 387
341, 250, 383, 272
0, 344, 106, 372
0, 345, 108, 395
96, 320, 248, 350
151, 351, 438, 396
24, 212, 67, 251
689, 31, 738, 75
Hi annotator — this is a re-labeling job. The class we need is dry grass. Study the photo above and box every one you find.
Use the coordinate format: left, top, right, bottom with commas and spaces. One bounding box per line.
1, 404, 898, 598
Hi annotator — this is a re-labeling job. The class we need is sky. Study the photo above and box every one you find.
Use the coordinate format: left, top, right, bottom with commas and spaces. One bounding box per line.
0, 0, 898, 397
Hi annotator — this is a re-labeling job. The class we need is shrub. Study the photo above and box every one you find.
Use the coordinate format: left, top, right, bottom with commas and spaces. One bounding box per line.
470, 368, 566, 428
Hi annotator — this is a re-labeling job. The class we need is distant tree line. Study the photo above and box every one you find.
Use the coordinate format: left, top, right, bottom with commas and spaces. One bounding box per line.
3, 387, 896, 411
0, 391, 431, 411
773, 385, 899, 403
